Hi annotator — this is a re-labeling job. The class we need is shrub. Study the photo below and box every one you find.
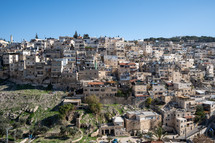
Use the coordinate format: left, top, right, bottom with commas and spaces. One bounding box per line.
30, 126, 49, 135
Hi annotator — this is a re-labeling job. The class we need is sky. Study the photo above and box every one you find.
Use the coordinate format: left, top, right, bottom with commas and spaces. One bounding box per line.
0, 0, 215, 42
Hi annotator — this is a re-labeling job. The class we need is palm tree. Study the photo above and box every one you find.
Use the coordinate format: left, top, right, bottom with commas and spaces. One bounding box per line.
153, 126, 167, 141
146, 131, 154, 141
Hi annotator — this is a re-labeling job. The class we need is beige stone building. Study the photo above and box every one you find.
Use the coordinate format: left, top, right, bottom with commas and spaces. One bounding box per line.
124, 111, 161, 134
162, 109, 195, 136
173, 82, 194, 95
135, 72, 151, 81
171, 71, 182, 83
150, 84, 166, 98
175, 95, 196, 109
132, 80, 147, 97
3, 53, 19, 65
83, 81, 117, 96
99, 117, 129, 136
104, 55, 118, 68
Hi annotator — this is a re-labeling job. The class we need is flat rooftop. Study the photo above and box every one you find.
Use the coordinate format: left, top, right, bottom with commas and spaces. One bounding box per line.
202, 100, 215, 105
63, 98, 81, 103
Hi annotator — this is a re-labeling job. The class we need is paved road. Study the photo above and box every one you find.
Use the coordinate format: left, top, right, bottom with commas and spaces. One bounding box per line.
72, 129, 83, 143
97, 136, 142, 143
20, 138, 28, 143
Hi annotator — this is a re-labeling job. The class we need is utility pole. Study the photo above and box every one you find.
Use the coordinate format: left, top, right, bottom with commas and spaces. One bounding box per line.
6, 127, 12, 143
6, 128, 9, 143
14, 130, 16, 143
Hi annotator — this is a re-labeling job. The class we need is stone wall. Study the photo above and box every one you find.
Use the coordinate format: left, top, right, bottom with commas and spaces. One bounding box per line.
99, 96, 135, 105
125, 118, 140, 132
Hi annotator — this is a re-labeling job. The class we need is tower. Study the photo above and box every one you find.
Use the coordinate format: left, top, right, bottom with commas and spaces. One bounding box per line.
10, 35, 13, 43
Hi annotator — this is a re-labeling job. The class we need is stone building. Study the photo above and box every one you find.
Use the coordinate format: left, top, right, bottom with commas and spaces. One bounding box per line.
99, 117, 129, 136
83, 81, 117, 96
162, 108, 195, 136
202, 101, 215, 117
124, 111, 161, 134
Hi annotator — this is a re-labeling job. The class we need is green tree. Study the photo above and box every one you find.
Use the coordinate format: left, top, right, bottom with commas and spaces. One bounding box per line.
60, 126, 78, 137
194, 105, 206, 123
46, 83, 53, 91
59, 104, 75, 120
146, 97, 152, 107
116, 90, 124, 97
85, 95, 102, 115
146, 131, 154, 141
153, 125, 167, 141
35, 33, 38, 39
73, 31, 78, 39
83, 34, 90, 39
134, 40, 138, 45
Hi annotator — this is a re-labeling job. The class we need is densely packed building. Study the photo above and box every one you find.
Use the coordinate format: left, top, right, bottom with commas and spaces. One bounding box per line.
1, 35, 215, 137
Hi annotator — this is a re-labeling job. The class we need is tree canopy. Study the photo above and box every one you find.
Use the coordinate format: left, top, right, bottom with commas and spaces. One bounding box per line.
83, 34, 90, 39
146, 97, 152, 107
85, 95, 102, 114
194, 105, 206, 123
35, 33, 38, 39
60, 126, 78, 137
59, 104, 75, 120
73, 31, 78, 39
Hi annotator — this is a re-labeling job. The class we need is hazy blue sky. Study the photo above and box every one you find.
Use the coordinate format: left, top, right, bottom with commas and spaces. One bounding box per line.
0, 0, 215, 41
